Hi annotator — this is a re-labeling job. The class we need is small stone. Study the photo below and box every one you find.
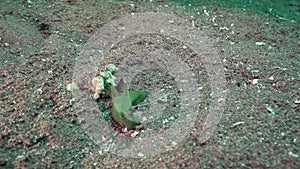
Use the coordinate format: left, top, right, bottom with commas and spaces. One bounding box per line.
252, 79, 258, 85
131, 131, 139, 137
168, 20, 174, 24
162, 119, 169, 124
172, 141, 177, 146
138, 152, 144, 157
67, 82, 79, 91
255, 42, 266, 46
142, 117, 147, 122
122, 128, 128, 133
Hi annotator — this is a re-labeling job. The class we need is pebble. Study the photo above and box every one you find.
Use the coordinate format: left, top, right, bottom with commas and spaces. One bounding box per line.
162, 119, 169, 124
137, 152, 144, 157
131, 131, 139, 137
255, 42, 266, 46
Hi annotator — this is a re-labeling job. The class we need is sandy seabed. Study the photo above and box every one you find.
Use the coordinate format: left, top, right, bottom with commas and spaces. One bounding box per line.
0, 0, 299, 168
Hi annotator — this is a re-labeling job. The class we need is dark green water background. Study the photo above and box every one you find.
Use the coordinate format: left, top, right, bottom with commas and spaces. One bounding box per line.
171, 0, 300, 23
